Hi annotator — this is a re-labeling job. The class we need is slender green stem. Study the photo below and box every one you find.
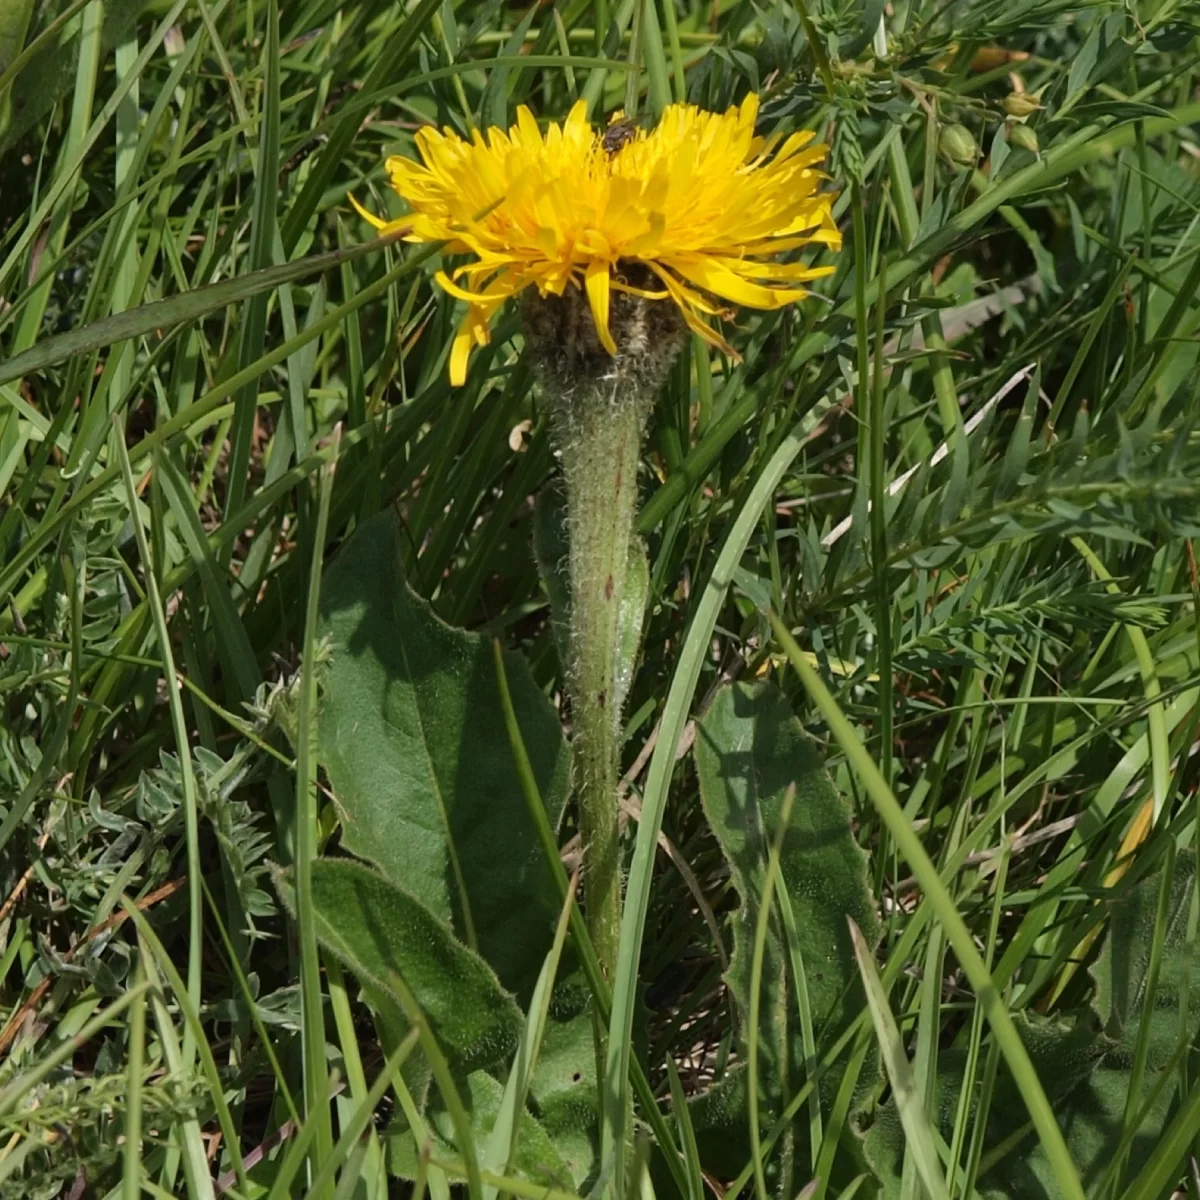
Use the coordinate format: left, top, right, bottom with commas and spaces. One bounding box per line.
492, 640, 692, 1199
871, 255, 892, 788
525, 287, 681, 1189
113, 432, 203, 1062
602, 431, 809, 1186
296, 432, 340, 1186
122, 962, 146, 1200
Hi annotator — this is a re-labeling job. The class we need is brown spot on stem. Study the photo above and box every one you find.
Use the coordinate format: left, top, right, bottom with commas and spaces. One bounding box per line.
605, 574, 614, 600
597, 690, 607, 709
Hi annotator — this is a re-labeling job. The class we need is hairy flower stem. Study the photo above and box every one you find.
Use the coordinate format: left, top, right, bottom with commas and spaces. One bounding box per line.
553, 381, 651, 997
524, 283, 686, 1090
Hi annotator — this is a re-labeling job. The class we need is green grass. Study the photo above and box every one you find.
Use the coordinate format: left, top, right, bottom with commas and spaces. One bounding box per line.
2, 0, 1200, 1197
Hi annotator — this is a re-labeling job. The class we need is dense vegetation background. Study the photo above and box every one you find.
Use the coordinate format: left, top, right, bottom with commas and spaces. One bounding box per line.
2, 0, 1200, 1196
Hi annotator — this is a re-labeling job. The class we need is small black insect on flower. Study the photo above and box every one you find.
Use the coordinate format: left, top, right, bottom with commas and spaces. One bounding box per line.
601, 115, 639, 155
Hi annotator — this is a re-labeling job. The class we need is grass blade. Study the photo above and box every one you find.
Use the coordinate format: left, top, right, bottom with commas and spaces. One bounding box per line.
849, 918, 950, 1200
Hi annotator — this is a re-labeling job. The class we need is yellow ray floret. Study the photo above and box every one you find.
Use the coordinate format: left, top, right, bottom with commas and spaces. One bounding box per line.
353, 94, 841, 385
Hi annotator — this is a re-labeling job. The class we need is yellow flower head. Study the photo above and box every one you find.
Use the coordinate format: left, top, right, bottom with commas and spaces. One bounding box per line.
353, 93, 841, 385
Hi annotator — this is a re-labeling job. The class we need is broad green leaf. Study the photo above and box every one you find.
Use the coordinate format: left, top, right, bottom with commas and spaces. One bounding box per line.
318, 511, 570, 1002
861, 1014, 1109, 1198
528, 1008, 599, 1188
691, 681, 878, 1191
850, 918, 950, 1200
863, 842, 1200, 1200
389, 1070, 576, 1191
695, 681, 879, 1072
995, 1063, 1176, 1197
277, 859, 522, 1075
1093, 849, 1200, 1071
682, 1066, 753, 1182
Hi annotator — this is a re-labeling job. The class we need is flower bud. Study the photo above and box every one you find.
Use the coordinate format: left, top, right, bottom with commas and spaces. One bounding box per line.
1008, 122, 1039, 154
522, 266, 686, 398
939, 123, 978, 166
1004, 91, 1041, 118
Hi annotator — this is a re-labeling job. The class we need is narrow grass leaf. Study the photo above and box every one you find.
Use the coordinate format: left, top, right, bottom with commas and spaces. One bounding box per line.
849, 917, 951, 1200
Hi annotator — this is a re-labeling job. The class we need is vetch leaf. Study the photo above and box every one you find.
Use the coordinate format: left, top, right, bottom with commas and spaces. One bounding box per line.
318, 511, 571, 1002
995, 368, 1038, 502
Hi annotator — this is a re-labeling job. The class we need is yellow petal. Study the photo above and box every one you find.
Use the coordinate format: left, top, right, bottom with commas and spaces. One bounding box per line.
366, 92, 839, 384
585, 261, 616, 355
449, 306, 496, 386
450, 321, 474, 386
515, 105, 543, 148
435, 269, 522, 306
347, 191, 388, 230
611, 275, 669, 301
666, 255, 810, 310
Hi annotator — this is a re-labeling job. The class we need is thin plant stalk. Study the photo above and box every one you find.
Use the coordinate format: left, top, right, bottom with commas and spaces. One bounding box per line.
113, 429, 203, 1060
524, 286, 682, 1095
296, 431, 342, 1184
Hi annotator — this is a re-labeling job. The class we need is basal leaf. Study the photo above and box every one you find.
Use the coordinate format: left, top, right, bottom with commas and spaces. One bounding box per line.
681, 1066, 752, 1182
528, 1008, 600, 1188
1093, 849, 1200, 1070
389, 1070, 576, 1191
861, 1013, 1109, 1199
863, 845, 1200, 1200
695, 681, 879, 1066
277, 858, 523, 1074
692, 681, 878, 1188
318, 511, 571, 1002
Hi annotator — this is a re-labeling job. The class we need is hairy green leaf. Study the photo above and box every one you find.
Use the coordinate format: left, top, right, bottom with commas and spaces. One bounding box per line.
1093, 849, 1200, 1070
691, 680, 879, 1183
318, 511, 571, 1002
696, 681, 879, 1061
528, 1008, 599, 1188
277, 858, 522, 1075
389, 1070, 576, 1190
